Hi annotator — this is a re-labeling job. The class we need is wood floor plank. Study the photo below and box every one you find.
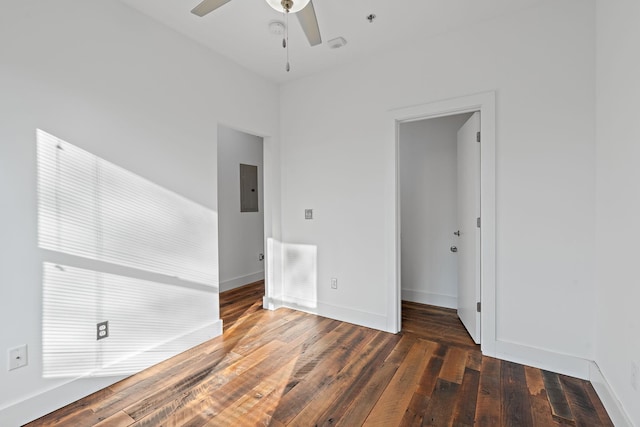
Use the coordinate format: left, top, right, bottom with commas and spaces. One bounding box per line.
415, 355, 444, 397
144, 322, 340, 426
560, 375, 606, 426
524, 366, 560, 426
384, 334, 418, 365
475, 356, 502, 427
306, 332, 401, 427
542, 370, 575, 424
25, 387, 114, 427
202, 355, 300, 426
524, 365, 547, 397
451, 367, 481, 427
94, 410, 135, 426
501, 360, 534, 427
398, 392, 430, 426
27, 282, 614, 427
271, 325, 376, 424
422, 378, 461, 426
333, 361, 399, 427
529, 394, 560, 427
439, 346, 468, 384
466, 350, 483, 372
115, 350, 244, 422
361, 340, 434, 426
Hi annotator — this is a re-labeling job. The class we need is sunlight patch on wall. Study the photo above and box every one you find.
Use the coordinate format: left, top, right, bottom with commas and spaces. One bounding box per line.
37, 129, 219, 378
42, 263, 217, 378
282, 243, 317, 309
37, 129, 217, 286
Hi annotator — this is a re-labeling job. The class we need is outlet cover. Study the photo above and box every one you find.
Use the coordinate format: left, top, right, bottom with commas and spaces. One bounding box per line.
331, 278, 338, 289
8, 345, 28, 371
97, 321, 109, 340
305, 209, 313, 220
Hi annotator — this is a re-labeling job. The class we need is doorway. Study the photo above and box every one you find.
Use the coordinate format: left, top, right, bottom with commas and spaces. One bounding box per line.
399, 112, 480, 343
390, 91, 496, 355
217, 125, 266, 292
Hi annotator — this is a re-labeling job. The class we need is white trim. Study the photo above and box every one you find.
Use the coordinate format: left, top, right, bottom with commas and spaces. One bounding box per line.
495, 339, 590, 379
263, 295, 283, 310
589, 362, 635, 427
220, 271, 265, 292
0, 319, 222, 426
388, 91, 497, 355
278, 296, 389, 332
0, 376, 127, 426
401, 289, 457, 309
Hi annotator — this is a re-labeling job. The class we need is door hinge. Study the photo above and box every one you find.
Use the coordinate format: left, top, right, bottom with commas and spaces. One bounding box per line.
477, 302, 481, 313
476, 217, 481, 228
476, 131, 481, 143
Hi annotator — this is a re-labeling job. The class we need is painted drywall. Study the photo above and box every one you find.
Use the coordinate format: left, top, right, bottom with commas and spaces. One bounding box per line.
0, 1, 278, 424
218, 126, 265, 292
278, 0, 596, 375
595, 0, 640, 425
399, 114, 472, 309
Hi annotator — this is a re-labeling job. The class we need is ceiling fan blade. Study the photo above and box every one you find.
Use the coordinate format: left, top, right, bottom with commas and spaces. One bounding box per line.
191, 0, 233, 17
297, 0, 322, 46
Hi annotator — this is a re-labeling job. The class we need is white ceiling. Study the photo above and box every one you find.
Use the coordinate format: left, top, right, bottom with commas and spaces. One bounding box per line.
117, 0, 547, 84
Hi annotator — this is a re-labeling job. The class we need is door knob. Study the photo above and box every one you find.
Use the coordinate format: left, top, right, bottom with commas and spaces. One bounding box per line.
450, 246, 458, 253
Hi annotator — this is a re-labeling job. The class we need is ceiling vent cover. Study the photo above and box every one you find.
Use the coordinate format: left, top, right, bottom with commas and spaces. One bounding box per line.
327, 37, 347, 49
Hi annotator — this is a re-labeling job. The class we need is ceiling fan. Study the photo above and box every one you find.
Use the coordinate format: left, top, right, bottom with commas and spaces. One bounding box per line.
190, 0, 322, 47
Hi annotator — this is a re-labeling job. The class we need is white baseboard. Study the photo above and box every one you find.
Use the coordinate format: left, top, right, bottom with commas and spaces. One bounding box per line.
0, 375, 127, 427
273, 295, 389, 332
0, 319, 223, 426
494, 339, 591, 380
401, 289, 457, 309
589, 362, 635, 427
220, 271, 264, 292
263, 295, 283, 311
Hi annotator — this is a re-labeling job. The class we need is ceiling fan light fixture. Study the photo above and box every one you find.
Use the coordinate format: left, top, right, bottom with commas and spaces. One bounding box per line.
265, 0, 310, 14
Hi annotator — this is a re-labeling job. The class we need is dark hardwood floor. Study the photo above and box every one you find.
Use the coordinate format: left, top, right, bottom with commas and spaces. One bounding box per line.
27, 281, 612, 426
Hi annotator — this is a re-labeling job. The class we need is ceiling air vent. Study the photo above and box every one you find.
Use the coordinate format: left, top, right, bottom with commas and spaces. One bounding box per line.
327, 37, 347, 49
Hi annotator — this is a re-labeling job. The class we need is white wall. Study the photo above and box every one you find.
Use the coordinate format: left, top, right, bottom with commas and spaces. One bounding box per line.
218, 126, 265, 292
0, 1, 278, 424
399, 114, 472, 309
595, 0, 640, 425
278, 0, 596, 376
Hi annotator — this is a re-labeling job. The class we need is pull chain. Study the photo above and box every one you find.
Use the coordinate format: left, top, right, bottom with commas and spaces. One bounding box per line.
285, 8, 290, 72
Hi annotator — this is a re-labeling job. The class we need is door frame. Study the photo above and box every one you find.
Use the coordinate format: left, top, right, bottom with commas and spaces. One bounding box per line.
387, 91, 496, 356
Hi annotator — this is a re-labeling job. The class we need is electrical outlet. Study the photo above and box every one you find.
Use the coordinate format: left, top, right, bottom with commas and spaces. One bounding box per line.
259, 253, 264, 261
8, 345, 28, 371
305, 209, 313, 220
97, 321, 109, 340
632, 361, 639, 391
331, 278, 338, 289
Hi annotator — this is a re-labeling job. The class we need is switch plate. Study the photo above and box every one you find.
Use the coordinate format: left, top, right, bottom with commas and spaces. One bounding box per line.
305, 209, 313, 220
331, 278, 338, 289
8, 345, 28, 371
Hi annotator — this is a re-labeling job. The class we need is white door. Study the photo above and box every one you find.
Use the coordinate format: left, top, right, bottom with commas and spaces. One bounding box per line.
456, 112, 481, 344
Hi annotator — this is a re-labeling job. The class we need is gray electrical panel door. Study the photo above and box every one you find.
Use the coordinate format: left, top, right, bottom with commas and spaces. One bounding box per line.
240, 164, 258, 212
